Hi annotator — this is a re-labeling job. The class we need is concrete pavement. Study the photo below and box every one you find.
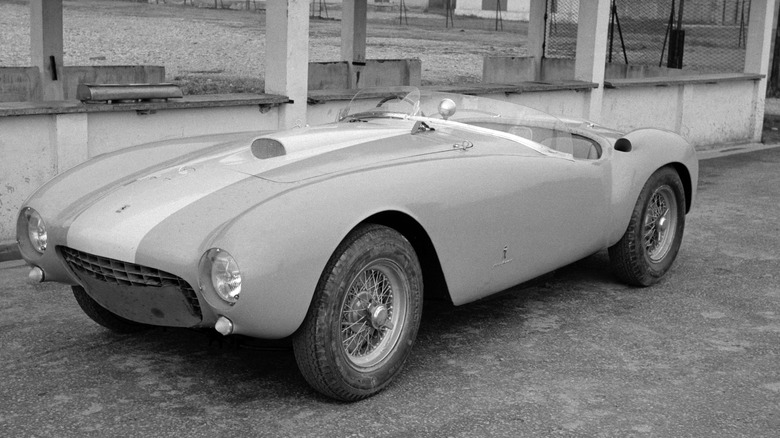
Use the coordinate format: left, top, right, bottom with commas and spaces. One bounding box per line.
1, 147, 779, 437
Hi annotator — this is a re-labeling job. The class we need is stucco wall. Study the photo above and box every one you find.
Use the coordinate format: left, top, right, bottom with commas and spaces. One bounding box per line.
601, 80, 758, 145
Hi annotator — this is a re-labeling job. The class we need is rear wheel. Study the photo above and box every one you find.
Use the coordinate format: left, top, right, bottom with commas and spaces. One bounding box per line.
72, 285, 150, 333
293, 224, 423, 401
609, 167, 686, 286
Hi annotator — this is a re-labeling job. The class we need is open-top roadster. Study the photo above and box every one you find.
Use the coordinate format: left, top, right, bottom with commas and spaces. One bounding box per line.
18, 87, 697, 400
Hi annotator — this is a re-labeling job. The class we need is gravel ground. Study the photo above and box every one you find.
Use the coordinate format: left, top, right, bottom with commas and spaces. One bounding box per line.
0, 0, 529, 85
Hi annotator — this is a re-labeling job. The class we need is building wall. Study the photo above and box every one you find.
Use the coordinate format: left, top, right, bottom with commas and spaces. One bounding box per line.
455, 0, 530, 21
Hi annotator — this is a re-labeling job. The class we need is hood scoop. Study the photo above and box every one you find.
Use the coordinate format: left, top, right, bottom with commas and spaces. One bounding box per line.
251, 138, 286, 159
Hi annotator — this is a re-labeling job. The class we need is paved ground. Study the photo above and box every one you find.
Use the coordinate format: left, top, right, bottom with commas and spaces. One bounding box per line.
2, 147, 779, 437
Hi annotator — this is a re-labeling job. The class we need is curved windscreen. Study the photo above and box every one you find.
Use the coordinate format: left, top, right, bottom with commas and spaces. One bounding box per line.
417, 92, 577, 155
337, 87, 587, 158
338, 87, 421, 122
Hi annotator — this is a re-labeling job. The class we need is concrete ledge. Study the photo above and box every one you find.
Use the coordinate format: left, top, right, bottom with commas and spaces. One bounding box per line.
0, 93, 291, 118
429, 81, 598, 95
605, 73, 765, 89
307, 81, 598, 104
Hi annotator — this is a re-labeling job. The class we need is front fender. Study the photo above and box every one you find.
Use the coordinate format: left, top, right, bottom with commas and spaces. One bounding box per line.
607, 129, 698, 245
206, 174, 425, 339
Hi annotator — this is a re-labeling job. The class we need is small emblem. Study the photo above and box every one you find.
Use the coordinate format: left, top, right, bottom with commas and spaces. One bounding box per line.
492, 245, 514, 268
453, 140, 474, 151
115, 204, 130, 213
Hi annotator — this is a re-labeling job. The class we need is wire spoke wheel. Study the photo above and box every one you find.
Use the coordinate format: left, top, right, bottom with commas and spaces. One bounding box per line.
340, 260, 408, 369
293, 224, 423, 401
609, 167, 686, 287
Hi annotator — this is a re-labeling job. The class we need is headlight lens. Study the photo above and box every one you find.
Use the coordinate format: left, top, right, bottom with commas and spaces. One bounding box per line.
25, 208, 48, 253
203, 249, 241, 304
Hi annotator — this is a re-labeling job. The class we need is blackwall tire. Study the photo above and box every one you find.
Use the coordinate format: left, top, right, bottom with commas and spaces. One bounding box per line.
292, 224, 423, 401
609, 166, 686, 287
72, 285, 150, 334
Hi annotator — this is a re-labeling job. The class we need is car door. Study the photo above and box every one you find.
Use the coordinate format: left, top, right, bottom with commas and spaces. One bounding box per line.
421, 127, 612, 305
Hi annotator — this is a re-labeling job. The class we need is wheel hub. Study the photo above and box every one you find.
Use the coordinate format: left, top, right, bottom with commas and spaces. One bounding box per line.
368, 303, 393, 330
657, 214, 668, 232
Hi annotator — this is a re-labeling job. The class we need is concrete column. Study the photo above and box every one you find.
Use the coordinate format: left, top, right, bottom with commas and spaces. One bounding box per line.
265, 0, 310, 129
744, 0, 776, 141
573, 0, 610, 122
30, 0, 64, 101
527, 0, 546, 81
341, 0, 367, 63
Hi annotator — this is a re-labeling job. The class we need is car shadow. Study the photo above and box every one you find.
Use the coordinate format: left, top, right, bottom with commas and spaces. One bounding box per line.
92, 250, 619, 404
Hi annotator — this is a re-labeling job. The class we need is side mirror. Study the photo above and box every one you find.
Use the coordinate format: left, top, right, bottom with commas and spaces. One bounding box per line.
438, 99, 456, 120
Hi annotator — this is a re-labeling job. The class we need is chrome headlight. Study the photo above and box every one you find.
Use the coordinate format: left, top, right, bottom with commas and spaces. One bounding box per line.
23, 208, 48, 253
200, 249, 241, 304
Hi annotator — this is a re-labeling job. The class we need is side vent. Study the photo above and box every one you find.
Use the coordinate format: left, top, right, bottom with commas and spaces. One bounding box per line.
251, 138, 286, 159
614, 138, 633, 153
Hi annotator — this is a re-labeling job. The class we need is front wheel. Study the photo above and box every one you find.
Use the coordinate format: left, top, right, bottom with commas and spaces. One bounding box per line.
292, 224, 423, 401
609, 166, 686, 286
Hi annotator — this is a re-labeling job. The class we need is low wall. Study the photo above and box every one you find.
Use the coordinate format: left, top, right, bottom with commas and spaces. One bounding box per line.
603, 76, 762, 146
483, 55, 763, 147
0, 67, 41, 102
0, 65, 166, 102
483, 56, 692, 83
308, 59, 422, 90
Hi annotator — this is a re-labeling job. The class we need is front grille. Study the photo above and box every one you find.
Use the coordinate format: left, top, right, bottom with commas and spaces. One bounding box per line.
60, 246, 201, 317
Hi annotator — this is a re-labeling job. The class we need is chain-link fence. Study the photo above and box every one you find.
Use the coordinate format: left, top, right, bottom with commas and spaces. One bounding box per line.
545, 0, 751, 73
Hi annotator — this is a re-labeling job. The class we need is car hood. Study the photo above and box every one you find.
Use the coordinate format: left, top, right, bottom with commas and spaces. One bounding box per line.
34, 120, 454, 263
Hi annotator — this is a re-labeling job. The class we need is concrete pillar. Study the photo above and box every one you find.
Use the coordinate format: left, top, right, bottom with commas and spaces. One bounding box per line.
341, 0, 367, 63
265, 0, 310, 129
30, 0, 64, 101
573, 0, 610, 122
744, 0, 776, 141
527, 0, 546, 81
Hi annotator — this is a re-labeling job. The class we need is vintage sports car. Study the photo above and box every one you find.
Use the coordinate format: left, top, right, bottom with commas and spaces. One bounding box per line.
18, 87, 698, 400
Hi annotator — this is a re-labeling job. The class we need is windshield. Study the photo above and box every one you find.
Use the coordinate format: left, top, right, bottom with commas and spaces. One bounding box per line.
337, 87, 580, 157
419, 92, 576, 154
339, 86, 421, 122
